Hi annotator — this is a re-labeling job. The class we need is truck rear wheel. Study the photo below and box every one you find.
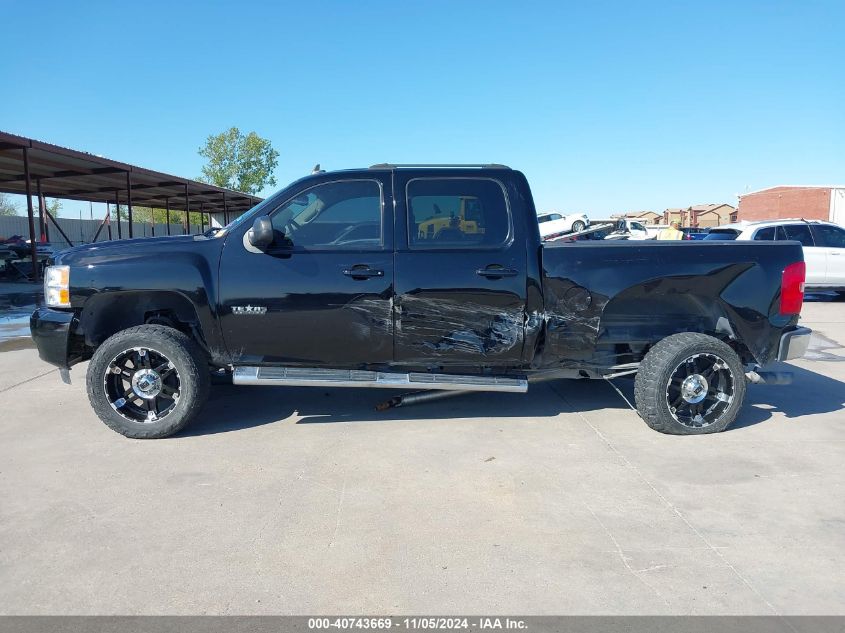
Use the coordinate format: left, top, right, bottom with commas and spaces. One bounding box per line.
634, 333, 746, 435
86, 325, 210, 439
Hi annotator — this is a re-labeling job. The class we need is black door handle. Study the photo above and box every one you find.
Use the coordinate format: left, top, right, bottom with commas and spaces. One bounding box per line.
343, 265, 384, 279
476, 266, 519, 278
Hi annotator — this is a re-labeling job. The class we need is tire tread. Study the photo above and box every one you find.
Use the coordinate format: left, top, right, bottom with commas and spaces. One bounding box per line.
634, 332, 745, 435
86, 325, 210, 439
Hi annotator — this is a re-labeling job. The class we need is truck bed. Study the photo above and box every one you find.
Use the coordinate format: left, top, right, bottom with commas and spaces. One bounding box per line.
539, 240, 804, 367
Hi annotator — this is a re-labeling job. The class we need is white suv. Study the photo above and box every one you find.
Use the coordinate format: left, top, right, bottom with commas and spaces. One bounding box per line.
537, 212, 589, 240
704, 219, 845, 292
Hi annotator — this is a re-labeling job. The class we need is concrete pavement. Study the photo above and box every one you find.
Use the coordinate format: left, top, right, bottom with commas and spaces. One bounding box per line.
0, 303, 842, 615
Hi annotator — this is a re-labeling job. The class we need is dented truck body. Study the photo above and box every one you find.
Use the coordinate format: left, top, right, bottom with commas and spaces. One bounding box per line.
31, 165, 811, 438
539, 240, 802, 369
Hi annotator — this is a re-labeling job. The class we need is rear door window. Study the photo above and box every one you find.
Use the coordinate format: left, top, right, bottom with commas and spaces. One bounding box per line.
407, 178, 511, 249
703, 229, 739, 240
782, 224, 815, 246
811, 224, 845, 248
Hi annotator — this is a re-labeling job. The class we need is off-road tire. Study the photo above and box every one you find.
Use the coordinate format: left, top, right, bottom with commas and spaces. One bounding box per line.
571, 220, 586, 233
86, 325, 210, 439
634, 332, 746, 435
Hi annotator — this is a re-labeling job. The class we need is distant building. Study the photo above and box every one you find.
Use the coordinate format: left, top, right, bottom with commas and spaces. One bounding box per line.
737, 186, 845, 224
664, 204, 736, 228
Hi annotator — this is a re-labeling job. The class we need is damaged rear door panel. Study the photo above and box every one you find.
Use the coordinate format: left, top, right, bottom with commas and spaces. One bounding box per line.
392, 171, 529, 366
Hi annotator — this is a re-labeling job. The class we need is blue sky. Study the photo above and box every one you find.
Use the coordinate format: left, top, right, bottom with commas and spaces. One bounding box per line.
2, 0, 843, 216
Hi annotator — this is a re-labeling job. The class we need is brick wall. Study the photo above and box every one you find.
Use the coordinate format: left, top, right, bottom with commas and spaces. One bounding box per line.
737, 187, 831, 221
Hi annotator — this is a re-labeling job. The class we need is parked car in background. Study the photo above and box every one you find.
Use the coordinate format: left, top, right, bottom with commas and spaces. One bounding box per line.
537, 211, 589, 240
705, 219, 845, 293
1, 235, 55, 260
600, 218, 652, 240
0, 236, 55, 280
681, 227, 710, 240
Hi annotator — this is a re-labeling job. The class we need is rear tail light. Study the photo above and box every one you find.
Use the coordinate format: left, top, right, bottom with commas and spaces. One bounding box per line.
779, 261, 805, 315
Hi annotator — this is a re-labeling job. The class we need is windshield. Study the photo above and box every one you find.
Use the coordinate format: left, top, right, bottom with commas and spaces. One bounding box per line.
703, 229, 740, 241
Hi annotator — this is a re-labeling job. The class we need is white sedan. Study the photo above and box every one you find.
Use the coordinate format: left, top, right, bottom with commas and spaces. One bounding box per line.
537, 212, 590, 240
704, 219, 845, 293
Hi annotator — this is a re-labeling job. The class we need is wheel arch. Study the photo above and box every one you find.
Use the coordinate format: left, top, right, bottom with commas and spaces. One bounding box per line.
598, 289, 757, 365
79, 290, 209, 353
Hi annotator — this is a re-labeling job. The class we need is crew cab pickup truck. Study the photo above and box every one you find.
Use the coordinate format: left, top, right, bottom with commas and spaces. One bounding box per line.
31, 164, 811, 438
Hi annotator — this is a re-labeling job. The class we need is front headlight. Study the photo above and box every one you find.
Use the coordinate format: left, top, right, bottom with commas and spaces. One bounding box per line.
44, 265, 70, 307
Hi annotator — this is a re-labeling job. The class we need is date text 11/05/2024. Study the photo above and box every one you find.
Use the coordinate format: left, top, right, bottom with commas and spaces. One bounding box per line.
308, 617, 527, 630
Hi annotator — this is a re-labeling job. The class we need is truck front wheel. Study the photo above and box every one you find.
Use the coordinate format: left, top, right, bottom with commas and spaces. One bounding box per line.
634, 333, 746, 435
86, 325, 210, 439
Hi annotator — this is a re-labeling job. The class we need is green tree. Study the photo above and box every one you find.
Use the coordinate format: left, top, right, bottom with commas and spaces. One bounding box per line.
0, 195, 63, 218
198, 127, 279, 195
122, 205, 207, 229
0, 193, 19, 216
43, 198, 62, 217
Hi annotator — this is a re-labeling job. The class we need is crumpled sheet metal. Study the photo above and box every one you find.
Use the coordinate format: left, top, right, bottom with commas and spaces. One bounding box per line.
396, 295, 524, 356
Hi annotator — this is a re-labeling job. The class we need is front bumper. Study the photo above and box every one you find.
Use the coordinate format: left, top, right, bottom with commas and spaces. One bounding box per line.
30, 307, 75, 368
777, 326, 812, 362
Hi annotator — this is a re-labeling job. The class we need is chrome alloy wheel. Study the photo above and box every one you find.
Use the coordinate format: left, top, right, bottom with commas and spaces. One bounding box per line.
666, 352, 735, 429
103, 346, 180, 423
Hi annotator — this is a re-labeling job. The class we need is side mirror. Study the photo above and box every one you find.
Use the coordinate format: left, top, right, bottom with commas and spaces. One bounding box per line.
248, 216, 274, 249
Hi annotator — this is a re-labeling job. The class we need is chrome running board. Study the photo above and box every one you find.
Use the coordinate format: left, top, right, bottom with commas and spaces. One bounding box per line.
232, 366, 527, 393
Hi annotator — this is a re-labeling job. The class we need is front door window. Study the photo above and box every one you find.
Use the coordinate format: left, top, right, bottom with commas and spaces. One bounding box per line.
270, 180, 383, 250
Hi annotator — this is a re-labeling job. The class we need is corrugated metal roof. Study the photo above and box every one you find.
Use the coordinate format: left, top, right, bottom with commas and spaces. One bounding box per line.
0, 130, 262, 213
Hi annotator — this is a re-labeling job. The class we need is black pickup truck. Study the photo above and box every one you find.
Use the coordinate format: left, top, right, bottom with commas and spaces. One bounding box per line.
31, 164, 811, 438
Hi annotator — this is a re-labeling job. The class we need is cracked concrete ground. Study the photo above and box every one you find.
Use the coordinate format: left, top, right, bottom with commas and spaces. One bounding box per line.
0, 302, 842, 614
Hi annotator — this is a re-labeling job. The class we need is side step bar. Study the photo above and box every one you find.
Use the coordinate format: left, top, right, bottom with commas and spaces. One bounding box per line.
232, 367, 528, 393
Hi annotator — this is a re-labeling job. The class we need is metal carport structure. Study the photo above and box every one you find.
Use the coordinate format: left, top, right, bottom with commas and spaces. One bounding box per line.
0, 130, 263, 278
